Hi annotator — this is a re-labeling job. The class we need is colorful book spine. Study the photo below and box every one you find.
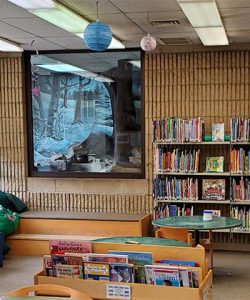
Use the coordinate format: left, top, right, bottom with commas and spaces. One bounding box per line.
153, 177, 198, 201
230, 117, 250, 142
153, 203, 194, 219
152, 117, 204, 142
230, 148, 250, 174
154, 148, 200, 173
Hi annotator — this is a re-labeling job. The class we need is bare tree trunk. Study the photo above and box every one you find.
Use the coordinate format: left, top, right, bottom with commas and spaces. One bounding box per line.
47, 74, 60, 137
34, 95, 46, 136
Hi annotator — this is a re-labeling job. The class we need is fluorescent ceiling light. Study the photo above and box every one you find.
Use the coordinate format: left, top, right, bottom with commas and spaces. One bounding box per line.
177, 0, 228, 46
9, 0, 125, 49
8, 0, 56, 10
31, 4, 89, 33
177, 0, 222, 27
0, 38, 23, 52
195, 27, 228, 46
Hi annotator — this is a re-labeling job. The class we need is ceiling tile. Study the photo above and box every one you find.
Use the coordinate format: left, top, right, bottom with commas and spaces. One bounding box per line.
0, 20, 35, 39
3, 17, 74, 37
127, 12, 194, 35
109, 0, 181, 13
46, 36, 88, 49
0, 0, 34, 18
58, 0, 120, 17
217, 0, 250, 9
20, 37, 66, 50
87, 13, 144, 35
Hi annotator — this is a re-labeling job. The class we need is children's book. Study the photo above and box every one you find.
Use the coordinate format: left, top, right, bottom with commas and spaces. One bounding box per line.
51, 254, 82, 276
212, 123, 224, 142
206, 156, 224, 172
202, 179, 226, 200
110, 263, 134, 283
83, 262, 110, 281
56, 264, 81, 279
86, 253, 128, 264
49, 240, 92, 255
43, 255, 53, 276
108, 250, 153, 283
156, 259, 196, 267
154, 268, 180, 287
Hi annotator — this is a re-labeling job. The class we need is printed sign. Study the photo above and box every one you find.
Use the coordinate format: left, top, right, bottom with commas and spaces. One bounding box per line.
106, 284, 131, 299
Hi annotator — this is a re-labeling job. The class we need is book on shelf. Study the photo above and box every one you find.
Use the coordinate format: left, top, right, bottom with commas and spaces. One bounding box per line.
230, 148, 250, 174
230, 118, 250, 142
212, 122, 224, 142
49, 239, 92, 255
205, 156, 224, 173
231, 178, 250, 201
231, 206, 250, 230
154, 148, 200, 173
153, 203, 194, 219
202, 179, 226, 201
153, 177, 198, 201
152, 117, 204, 143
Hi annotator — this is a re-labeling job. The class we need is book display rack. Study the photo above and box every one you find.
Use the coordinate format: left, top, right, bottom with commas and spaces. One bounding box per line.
152, 117, 250, 233
34, 241, 212, 300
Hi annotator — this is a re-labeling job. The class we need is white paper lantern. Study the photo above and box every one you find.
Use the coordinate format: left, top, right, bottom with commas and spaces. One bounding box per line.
140, 33, 157, 52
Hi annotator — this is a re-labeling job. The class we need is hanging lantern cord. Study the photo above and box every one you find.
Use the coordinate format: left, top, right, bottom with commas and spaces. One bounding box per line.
96, 1, 99, 21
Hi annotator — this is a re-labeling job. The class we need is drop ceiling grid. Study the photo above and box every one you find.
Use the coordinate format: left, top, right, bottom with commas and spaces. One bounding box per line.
3, 17, 76, 37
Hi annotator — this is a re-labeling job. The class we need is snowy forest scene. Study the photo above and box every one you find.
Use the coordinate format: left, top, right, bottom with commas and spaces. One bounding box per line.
30, 52, 142, 175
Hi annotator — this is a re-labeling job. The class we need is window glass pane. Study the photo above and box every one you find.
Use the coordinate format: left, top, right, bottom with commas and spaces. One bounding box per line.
29, 50, 143, 177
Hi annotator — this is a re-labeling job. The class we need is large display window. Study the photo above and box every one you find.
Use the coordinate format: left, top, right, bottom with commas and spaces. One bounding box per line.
26, 49, 144, 178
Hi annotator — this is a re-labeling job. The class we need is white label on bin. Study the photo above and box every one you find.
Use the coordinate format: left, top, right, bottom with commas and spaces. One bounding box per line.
106, 284, 131, 299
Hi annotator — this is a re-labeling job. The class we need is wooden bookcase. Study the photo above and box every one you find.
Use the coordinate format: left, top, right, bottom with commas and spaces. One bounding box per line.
153, 138, 250, 234
34, 242, 212, 300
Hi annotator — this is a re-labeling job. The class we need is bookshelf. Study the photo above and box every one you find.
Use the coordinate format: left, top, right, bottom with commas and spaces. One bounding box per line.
152, 117, 250, 233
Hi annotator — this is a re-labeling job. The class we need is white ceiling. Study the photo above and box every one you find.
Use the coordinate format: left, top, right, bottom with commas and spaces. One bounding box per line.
1, 0, 250, 50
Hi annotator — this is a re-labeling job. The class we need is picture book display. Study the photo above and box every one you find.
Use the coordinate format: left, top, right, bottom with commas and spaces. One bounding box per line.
42, 246, 203, 289
202, 179, 226, 201
212, 123, 224, 142
206, 156, 224, 173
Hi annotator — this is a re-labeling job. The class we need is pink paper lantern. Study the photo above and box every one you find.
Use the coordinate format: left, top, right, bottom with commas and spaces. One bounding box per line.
140, 34, 157, 52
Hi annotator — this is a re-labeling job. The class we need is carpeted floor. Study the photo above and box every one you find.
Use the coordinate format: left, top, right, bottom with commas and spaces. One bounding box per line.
1, 251, 250, 299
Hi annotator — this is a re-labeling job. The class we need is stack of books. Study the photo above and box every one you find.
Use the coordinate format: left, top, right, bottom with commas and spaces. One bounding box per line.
152, 117, 204, 143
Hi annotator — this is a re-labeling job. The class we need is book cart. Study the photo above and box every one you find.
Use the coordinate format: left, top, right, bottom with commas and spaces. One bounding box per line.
34, 242, 212, 300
